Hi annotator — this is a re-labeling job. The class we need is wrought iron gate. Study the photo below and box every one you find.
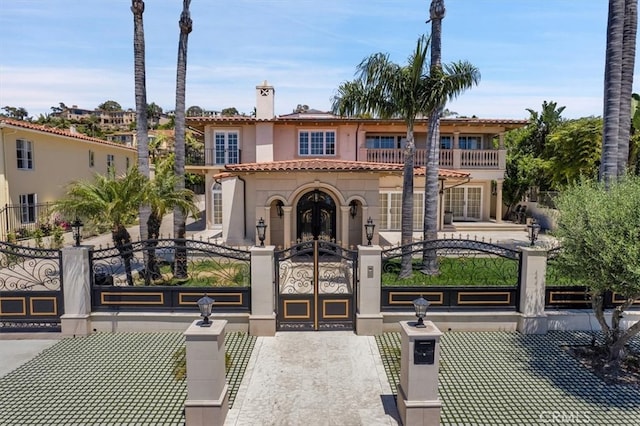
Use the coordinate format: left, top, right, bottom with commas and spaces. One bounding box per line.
275, 240, 357, 331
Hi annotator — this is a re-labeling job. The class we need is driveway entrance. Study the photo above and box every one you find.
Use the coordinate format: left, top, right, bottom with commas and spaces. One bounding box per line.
275, 240, 357, 331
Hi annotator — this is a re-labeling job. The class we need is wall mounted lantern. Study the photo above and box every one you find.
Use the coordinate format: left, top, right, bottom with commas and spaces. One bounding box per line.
276, 200, 284, 218
256, 217, 267, 247
364, 217, 375, 246
197, 294, 215, 327
349, 200, 358, 218
412, 296, 430, 328
72, 217, 84, 247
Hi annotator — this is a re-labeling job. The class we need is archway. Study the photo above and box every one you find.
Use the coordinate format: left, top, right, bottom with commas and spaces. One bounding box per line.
296, 189, 336, 242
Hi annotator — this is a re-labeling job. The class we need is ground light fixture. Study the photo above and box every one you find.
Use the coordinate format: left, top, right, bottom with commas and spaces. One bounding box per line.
527, 219, 541, 246
72, 217, 84, 247
413, 296, 430, 328
256, 217, 267, 247
365, 217, 375, 245
197, 294, 215, 327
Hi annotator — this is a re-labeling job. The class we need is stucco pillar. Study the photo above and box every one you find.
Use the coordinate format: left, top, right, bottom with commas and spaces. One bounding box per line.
517, 248, 548, 334
356, 245, 383, 335
495, 180, 503, 223
184, 320, 229, 426
61, 246, 93, 336
452, 132, 461, 169
340, 206, 350, 246
283, 206, 292, 248
249, 246, 276, 336
397, 321, 443, 426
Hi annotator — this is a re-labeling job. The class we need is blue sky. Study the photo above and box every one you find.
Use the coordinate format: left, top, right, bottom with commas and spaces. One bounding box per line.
0, 0, 637, 119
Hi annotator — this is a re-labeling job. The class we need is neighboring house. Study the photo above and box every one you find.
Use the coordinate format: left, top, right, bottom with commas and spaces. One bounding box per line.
186, 81, 527, 247
55, 105, 137, 130
0, 118, 136, 240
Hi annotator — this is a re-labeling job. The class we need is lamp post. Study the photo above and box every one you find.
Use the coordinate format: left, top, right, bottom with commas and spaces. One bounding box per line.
197, 294, 215, 327
364, 217, 375, 245
256, 217, 267, 247
71, 217, 83, 247
412, 296, 430, 328
527, 219, 540, 246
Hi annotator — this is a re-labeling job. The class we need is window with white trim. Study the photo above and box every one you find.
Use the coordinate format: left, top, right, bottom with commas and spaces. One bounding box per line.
440, 136, 452, 149
298, 130, 335, 156
379, 191, 424, 231
107, 154, 114, 169
365, 135, 397, 149
19, 193, 37, 223
211, 183, 222, 226
459, 136, 481, 150
214, 130, 239, 165
16, 139, 33, 170
89, 150, 95, 167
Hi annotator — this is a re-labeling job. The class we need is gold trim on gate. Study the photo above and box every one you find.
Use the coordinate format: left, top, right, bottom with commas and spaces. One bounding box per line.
283, 300, 311, 319
30, 297, 58, 316
611, 292, 640, 304
388, 292, 444, 305
457, 291, 511, 305
322, 299, 350, 319
313, 240, 319, 330
178, 292, 244, 306
548, 291, 590, 304
0, 297, 27, 316
101, 292, 164, 305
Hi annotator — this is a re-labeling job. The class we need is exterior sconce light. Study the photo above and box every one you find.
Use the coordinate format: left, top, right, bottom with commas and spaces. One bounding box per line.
349, 200, 358, 218
276, 200, 284, 218
72, 217, 84, 247
364, 217, 375, 246
197, 294, 215, 327
413, 296, 430, 328
256, 217, 267, 247
527, 219, 541, 246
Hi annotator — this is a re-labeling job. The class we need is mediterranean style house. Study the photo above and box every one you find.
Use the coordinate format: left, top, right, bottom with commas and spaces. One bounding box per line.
186, 81, 528, 248
0, 118, 136, 240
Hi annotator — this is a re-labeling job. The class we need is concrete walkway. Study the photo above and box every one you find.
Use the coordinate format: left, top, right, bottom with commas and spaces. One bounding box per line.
225, 331, 400, 426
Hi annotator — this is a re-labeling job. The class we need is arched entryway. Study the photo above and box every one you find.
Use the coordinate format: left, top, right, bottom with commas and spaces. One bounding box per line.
296, 189, 336, 242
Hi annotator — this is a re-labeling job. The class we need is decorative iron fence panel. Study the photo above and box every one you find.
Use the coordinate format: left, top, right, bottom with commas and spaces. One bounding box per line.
90, 238, 251, 312
0, 241, 63, 331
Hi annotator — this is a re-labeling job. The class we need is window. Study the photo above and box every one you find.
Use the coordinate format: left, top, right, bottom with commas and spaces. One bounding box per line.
212, 183, 222, 226
89, 150, 95, 167
440, 136, 452, 150
459, 136, 481, 150
298, 130, 336, 156
365, 135, 397, 149
107, 154, 115, 169
16, 139, 33, 170
379, 192, 424, 231
19, 193, 37, 223
214, 131, 239, 165
126, 157, 130, 169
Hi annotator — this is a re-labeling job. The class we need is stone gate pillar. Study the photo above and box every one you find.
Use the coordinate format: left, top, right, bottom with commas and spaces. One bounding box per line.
356, 245, 383, 335
517, 247, 548, 334
60, 245, 93, 336
249, 245, 276, 336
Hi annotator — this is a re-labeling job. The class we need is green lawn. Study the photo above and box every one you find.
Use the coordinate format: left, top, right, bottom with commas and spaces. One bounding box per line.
134, 258, 250, 287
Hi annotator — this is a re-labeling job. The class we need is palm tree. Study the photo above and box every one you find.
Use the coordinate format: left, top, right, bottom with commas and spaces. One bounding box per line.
601, 0, 626, 183
131, 0, 151, 241
617, 0, 638, 174
144, 156, 200, 283
173, 0, 192, 278
332, 35, 479, 278
55, 168, 147, 286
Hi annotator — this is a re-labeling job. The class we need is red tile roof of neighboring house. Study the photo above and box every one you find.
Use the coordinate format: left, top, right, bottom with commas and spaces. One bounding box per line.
219, 158, 469, 179
0, 118, 136, 151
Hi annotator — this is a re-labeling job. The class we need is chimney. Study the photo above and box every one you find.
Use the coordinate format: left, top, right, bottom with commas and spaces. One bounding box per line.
255, 80, 275, 119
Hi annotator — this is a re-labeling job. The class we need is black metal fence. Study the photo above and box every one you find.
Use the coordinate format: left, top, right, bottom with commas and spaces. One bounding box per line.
1, 202, 71, 241
89, 238, 251, 312
380, 239, 521, 310
0, 241, 64, 332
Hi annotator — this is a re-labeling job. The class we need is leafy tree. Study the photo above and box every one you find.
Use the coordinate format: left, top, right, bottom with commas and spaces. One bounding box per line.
98, 100, 122, 111
55, 167, 147, 286
186, 105, 203, 116
332, 34, 478, 278
525, 100, 566, 157
173, 0, 193, 278
221, 107, 239, 116
293, 104, 309, 113
147, 102, 163, 126
553, 175, 640, 365
2, 106, 29, 121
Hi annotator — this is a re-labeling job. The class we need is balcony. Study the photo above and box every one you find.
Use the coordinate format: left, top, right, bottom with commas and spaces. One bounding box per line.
186, 148, 241, 166
365, 148, 505, 169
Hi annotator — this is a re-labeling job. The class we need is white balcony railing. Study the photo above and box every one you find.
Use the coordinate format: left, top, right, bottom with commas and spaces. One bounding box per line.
365, 148, 503, 169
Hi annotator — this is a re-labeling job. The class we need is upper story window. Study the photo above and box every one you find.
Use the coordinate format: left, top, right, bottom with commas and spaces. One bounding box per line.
214, 130, 239, 165
16, 139, 33, 170
459, 136, 481, 150
440, 136, 452, 150
299, 130, 335, 156
107, 154, 115, 169
89, 150, 95, 167
365, 135, 397, 149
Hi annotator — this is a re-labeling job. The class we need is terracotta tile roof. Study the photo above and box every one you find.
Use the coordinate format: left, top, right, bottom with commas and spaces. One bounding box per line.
0, 118, 136, 151
220, 158, 470, 179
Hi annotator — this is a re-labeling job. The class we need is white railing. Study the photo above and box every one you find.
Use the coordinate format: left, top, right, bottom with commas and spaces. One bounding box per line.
460, 150, 499, 168
365, 148, 502, 169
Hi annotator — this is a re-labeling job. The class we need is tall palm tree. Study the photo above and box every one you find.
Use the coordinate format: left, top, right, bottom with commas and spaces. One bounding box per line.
131, 0, 151, 241
617, 0, 638, 174
332, 35, 479, 278
601, 0, 626, 183
173, 0, 192, 278
55, 168, 147, 286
